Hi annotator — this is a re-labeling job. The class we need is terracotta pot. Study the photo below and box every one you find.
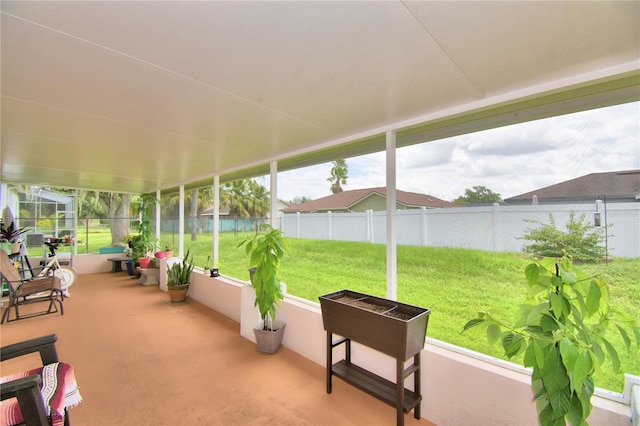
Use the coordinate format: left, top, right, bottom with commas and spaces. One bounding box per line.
138, 257, 152, 268
164, 250, 173, 258
167, 284, 189, 302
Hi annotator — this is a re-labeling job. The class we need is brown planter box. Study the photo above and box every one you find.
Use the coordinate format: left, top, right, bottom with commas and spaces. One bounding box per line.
319, 290, 430, 360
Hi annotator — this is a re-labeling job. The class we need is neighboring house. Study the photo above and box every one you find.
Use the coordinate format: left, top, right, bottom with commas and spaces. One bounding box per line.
199, 205, 231, 217
200, 199, 291, 218
282, 187, 453, 213
504, 170, 640, 205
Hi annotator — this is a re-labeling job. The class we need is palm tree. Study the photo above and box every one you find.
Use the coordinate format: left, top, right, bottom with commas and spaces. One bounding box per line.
327, 159, 348, 194
247, 180, 270, 218
221, 179, 270, 218
162, 186, 214, 240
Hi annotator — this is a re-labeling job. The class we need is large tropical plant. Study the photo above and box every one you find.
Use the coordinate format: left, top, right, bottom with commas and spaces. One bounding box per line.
238, 224, 288, 331
463, 253, 639, 425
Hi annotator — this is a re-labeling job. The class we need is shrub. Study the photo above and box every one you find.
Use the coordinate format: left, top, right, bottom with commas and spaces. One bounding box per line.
520, 212, 609, 262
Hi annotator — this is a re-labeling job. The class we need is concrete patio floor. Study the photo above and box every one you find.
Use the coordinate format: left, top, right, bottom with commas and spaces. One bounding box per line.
1, 272, 435, 425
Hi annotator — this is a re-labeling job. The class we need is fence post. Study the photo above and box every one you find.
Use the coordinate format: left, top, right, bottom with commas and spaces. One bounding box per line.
492, 203, 501, 252
328, 211, 332, 240
366, 209, 373, 243
296, 212, 301, 238
421, 207, 427, 246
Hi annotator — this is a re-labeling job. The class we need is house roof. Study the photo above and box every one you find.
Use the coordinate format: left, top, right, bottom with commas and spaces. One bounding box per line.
504, 170, 640, 202
1, 2, 638, 195
282, 187, 454, 213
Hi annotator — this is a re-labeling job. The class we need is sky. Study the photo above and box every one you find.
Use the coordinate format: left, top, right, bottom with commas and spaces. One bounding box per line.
275, 101, 640, 203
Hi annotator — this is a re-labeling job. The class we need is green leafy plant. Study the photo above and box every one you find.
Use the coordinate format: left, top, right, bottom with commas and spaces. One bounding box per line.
520, 212, 609, 262
237, 224, 288, 331
131, 194, 155, 259
167, 249, 195, 287
463, 253, 639, 426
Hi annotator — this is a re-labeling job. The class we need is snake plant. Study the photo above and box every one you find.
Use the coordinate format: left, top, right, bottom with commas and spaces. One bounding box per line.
167, 249, 195, 286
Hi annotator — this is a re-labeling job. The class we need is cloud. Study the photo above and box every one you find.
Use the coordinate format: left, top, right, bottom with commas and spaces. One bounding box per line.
275, 102, 639, 202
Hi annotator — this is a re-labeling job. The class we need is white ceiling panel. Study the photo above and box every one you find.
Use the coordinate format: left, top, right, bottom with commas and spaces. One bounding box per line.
1, 1, 639, 194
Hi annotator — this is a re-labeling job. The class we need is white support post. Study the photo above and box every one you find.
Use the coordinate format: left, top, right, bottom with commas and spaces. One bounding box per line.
213, 176, 220, 268
386, 130, 397, 301
179, 185, 185, 258
328, 211, 332, 239
270, 161, 278, 229
155, 190, 161, 244
296, 212, 301, 238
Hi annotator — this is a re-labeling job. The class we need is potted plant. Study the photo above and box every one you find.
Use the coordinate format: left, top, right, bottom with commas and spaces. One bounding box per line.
0, 217, 29, 254
130, 234, 152, 268
163, 242, 174, 258
131, 194, 155, 268
238, 224, 288, 354
463, 252, 639, 426
166, 249, 194, 303
203, 255, 211, 275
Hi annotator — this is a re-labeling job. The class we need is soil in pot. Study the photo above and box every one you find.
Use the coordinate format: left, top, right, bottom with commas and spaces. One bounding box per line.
334, 295, 414, 320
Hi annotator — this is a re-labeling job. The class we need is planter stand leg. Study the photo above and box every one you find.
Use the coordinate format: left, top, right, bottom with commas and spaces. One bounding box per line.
326, 332, 332, 394
326, 332, 351, 394
396, 359, 404, 426
413, 353, 421, 420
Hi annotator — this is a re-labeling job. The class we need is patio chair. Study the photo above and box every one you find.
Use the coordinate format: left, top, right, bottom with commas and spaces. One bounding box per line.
0, 250, 64, 323
0, 334, 82, 426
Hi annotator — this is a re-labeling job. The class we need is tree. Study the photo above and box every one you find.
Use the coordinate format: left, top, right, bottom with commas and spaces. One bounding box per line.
162, 186, 213, 241
291, 196, 311, 205
327, 159, 348, 194
453, 185, 502, 204
108, 193, 132, 245
220, 179, 270, 217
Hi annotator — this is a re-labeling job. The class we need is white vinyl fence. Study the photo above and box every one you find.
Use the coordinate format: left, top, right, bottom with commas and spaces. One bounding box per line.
282, 202, 640, 258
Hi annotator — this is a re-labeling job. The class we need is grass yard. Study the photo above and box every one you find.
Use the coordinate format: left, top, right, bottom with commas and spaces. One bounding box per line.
74, 230, 639, 392
187, 233, 639, 393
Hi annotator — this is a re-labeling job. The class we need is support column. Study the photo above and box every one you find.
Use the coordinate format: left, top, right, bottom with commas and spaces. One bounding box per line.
179, 185, 184, 258
213, 176, 220, 268
155, 190, 161, 243
270, 161, 278, 228
386, 130, 397, 301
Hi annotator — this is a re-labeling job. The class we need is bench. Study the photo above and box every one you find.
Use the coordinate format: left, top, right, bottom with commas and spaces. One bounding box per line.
107, 257, 131, 273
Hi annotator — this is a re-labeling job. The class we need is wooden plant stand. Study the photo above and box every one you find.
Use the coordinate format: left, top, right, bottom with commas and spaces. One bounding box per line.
320, 290, 430, 426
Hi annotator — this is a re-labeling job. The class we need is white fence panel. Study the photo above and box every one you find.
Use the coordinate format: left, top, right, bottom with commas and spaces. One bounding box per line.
281, 202, 640, 258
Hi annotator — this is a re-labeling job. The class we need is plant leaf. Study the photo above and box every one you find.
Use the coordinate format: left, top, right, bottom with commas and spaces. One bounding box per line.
615, 324, 631, 349
462, 318, 485, 332
486, 323, 501, 345
566, 393, 584, 426
601, 338, 621, 372
550, 292, 565, 318
572, 351, 593, 392
502, 333, 524, 358
559, 338, 578, 373
585, 280, 601, 315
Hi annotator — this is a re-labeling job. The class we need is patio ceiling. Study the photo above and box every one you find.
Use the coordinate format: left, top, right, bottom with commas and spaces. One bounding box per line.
1, 1, 639, 195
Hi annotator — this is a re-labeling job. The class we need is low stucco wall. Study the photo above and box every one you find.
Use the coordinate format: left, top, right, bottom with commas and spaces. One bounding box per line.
72, 253, 122, 274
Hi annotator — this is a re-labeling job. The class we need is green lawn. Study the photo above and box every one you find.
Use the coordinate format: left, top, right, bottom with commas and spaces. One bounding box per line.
79, 230, 640, 392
